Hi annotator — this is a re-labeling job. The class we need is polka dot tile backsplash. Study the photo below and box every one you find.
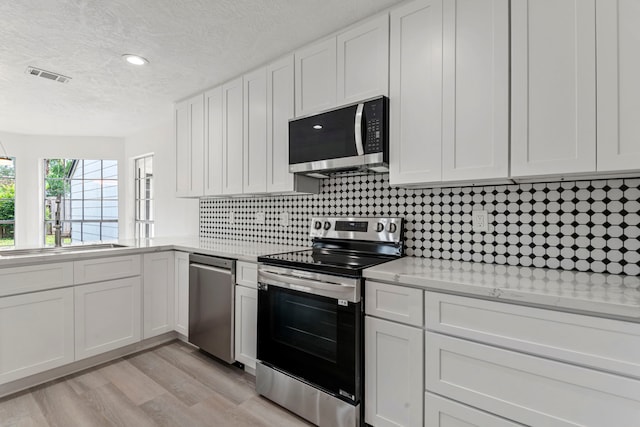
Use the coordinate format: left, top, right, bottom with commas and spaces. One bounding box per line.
200, 174, 640, 276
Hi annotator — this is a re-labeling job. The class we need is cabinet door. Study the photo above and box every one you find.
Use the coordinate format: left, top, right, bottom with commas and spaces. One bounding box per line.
336, 15, 389, 106
143, 252, 175, 339
596, 0, 640, 172
425, 392, 521, 427
266, 55, 295, 193
175, 94, 204, 197
174, 252, 189, 337
75, 277, 142, 360
442, 0, 509, 182
0, 288, 74, 385
365, 316, 424, 427
243, 67, 268, 194
222, 77, 244, 195
204, 86, 223, 196
389, 0, 444, 186
295, 38, 337, 117
511, 0, 596, 177
234, 285, 257, 369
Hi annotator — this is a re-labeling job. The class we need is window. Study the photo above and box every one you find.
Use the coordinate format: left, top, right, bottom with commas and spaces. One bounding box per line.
134, 155, 154, 239
0, 158, 15, 247
44, 159, 118, 246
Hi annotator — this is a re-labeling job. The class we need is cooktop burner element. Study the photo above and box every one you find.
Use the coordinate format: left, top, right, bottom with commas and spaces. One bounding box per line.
258, 217, 404, 277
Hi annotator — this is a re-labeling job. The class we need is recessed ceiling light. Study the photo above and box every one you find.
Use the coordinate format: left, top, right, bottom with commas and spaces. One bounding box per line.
122, 54, 149, 66
313, 124, 323, 130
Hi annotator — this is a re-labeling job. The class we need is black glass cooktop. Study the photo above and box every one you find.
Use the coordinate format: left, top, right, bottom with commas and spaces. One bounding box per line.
258, 248, 397, 277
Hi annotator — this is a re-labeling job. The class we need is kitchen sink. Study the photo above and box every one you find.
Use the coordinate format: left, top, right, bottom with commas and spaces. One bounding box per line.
0, 243, 128, 257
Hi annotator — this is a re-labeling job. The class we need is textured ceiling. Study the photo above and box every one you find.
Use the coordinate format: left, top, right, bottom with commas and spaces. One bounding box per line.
0, 0, 403, 137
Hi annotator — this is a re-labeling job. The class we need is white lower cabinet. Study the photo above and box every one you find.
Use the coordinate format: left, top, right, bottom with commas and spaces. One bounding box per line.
426, 331, 640, 427
74, 277, 142, 360
0, 288, 74, 385
143, 252, 175, 339
174, 251, 190, 337
234, 285, 257, 369
424, 392, 520, 427
365, 316, 424, 427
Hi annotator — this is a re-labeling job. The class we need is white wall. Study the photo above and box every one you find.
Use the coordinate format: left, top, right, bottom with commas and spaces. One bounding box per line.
0, 131, 125, 247
123, 116, 199, 239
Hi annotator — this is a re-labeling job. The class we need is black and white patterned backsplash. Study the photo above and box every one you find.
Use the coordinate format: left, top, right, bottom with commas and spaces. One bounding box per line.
200, 174, 640, 276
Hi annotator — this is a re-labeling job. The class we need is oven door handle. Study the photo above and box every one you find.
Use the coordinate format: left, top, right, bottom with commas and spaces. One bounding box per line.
258, 271, 357, 297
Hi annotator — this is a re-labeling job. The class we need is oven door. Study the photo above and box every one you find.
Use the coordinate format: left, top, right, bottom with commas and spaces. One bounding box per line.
257, 274, 362, 404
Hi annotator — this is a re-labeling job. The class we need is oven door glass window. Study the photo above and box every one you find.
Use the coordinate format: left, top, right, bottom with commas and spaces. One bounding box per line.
258, 285, 361, 403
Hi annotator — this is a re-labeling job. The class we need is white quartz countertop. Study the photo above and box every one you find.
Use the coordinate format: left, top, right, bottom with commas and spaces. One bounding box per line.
0, 237, 306, 267
364, 257, 640, 321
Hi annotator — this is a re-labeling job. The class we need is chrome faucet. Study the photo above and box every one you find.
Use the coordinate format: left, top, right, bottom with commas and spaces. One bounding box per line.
53, 197, 62, 247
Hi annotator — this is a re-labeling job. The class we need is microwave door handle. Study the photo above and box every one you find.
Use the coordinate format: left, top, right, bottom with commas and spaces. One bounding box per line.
354, 103, 365, 155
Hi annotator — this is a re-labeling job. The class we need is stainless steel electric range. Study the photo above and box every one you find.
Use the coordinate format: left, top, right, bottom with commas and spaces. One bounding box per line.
256, 217, 404, 427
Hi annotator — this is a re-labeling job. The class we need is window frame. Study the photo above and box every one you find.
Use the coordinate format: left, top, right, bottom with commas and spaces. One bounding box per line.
134, 154, 154, 239
43, 159, 119, 246
0, 157, 16, 247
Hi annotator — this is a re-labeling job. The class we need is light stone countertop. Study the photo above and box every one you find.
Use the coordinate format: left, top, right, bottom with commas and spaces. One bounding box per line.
0, 236, 306, 267
364, 257, 640, 321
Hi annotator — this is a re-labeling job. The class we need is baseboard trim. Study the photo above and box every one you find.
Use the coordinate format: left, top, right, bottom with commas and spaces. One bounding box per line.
0, 332, 178, 399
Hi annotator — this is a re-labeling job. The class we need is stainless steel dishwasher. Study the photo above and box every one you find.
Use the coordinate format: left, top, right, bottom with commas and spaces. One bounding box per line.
188, 254, 235, 363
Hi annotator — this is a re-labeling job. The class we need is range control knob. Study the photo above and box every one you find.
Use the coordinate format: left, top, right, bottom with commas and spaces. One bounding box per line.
376, 222, 385, 232
314, 221, 322, 230
323, 221, 332, 230
388, 223, 397, 233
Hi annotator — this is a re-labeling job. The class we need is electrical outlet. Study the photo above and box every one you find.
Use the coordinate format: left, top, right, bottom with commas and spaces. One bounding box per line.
255, 212, 266, 225
280, 211, 290, 227
472, 210, 489, 233
229, 211, 235, 224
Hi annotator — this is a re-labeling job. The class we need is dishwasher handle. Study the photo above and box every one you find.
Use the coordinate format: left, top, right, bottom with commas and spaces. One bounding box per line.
190, 263, 232, 275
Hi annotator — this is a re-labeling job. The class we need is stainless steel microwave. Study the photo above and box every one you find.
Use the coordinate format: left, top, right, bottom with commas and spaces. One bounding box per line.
289, 96, 388, 177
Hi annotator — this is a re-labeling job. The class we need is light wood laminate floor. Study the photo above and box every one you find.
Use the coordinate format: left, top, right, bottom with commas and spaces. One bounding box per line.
0, 340, 312, 427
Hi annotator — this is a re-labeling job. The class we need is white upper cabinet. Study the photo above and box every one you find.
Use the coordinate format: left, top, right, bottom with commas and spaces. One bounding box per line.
337, 15, 390, 105
389, 0, 444, 186
596, 0, 640, 173
295, 38, 337, 117
204, 86, 223, 196
221, 77, 244, 195
511, 0, 597, 178
390, 0, 509, 187
442, 0, 509, 182
295, 16, 390, 117
175, 94, 204, 197
267, 55, 296, 193
243, 67, 268, 194
267, 55, 320, 194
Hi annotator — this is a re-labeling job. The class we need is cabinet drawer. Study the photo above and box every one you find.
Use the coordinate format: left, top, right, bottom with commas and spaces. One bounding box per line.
74, 255, 141, 284
425, 291, 640, 379
425, 392, 521, 427
0, 262, 73, 297
426, 332, 640, 427
365, 281, 423, 326
236, 261, 257, 288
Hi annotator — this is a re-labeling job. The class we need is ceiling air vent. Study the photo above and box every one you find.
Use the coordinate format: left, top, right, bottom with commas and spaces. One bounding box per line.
25, 66, 71, 83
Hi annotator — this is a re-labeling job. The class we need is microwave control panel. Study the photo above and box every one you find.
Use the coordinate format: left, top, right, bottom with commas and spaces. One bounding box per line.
363, 97, 387, 154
